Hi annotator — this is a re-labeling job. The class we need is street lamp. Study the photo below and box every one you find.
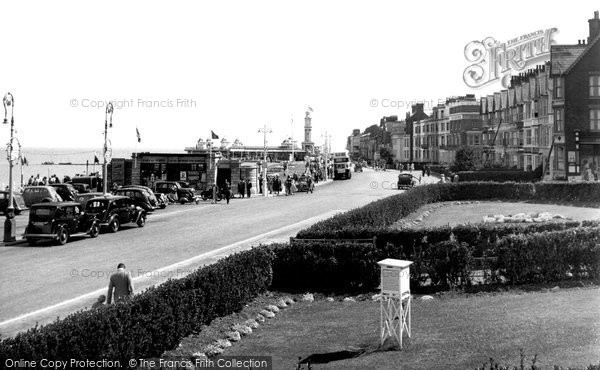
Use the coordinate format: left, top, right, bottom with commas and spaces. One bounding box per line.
3, 92, 16, 242
102, 102, 114, 194
258, 125, 272, 197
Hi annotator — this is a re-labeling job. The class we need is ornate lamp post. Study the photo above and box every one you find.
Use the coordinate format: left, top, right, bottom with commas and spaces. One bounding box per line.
102, 102, 114, 194
3, 92, 16, 242
258, 125, 272, 197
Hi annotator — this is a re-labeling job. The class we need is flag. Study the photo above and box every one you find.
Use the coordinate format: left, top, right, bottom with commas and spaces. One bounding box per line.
136, 127, 141, 143
211, 130, 219, 139
308, 106, 314, 112
21, 157, 28, 166
94, 153, 100, 164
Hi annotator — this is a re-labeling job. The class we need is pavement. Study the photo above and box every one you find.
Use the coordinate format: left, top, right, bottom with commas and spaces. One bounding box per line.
0, 169, 404, 337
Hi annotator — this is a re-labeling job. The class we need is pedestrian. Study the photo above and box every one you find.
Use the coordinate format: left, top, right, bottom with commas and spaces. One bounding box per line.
291, 178, 297, 195
267, 176, 273, 194
238, 179, 245, 198
293, 172, 298, 182
258, 175, 263, 194
224, 180, 231, 204
92, 294, 106, 309
27, 175, 34, 186
211, 183, 218, 204
306, 175, 313, 194
245, 179, 252, 198
426, 166, 431, 177
274, 175, 281, 196
107, 263, 134, 304
285, 176, 292, 196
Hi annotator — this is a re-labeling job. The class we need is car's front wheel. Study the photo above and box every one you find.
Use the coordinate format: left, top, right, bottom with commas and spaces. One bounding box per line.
27, 238, 37, 246
109, 219, 120, 233
137, 214, 146, 227
89, 224, 100, 238
57, 227, 69, 245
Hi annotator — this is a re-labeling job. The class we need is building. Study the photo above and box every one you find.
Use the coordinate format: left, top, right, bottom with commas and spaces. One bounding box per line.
302, 110, 315, 154
346, 129, 361, 159
550, 11, 600, 181
481, 64, 553, 172
405, 103, 429, 163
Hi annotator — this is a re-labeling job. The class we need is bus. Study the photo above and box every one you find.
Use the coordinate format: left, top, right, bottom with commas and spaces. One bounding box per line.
332, 152, 352, 180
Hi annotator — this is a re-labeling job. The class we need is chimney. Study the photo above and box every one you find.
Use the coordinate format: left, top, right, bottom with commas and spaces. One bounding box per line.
590, 10, 600, 44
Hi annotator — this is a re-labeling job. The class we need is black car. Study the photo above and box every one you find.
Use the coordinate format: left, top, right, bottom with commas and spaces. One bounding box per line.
397, 173, 419, 190
70, 183, 90, 194
113, 188, 156, 212
117, 185, 160, 210
85, 196, 146, 233
75, 192, 105, 210
0, 191, 26, 215
50, 183, 78, 201
24, 202, 100, 246
155, 181, 197, 204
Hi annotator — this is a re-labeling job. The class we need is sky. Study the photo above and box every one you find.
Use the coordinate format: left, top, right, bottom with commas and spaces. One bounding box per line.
0, 1, 598, 152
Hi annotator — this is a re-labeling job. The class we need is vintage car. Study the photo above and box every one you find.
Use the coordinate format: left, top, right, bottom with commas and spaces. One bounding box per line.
155, 181, 197, 204
397, 173, 419, 190
24, 202, 100, 246
22, 186, 63, 207
0, 191, 27, 215
117, 185, 160, 209
85, 195, 146, 232
154, 192, 168, 208
75, 192, 104, 209
70, 183, 90, 194
294, 175, 313, 192
50, 183, 78, 201
113, 188, 157, 212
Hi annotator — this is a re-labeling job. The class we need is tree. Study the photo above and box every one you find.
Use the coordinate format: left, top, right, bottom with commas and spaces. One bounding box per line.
452, 146, 482, 171
363, 124, 382, 138
379, 147, 394, 165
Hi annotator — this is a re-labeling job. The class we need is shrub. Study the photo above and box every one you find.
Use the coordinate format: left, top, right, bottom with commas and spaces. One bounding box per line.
0, 247, 273, 362
457, 170, 541, 183
427, 241, 472, 288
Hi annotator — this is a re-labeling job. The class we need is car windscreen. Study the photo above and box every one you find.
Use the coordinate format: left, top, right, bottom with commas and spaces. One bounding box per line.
86, 200, 109, 212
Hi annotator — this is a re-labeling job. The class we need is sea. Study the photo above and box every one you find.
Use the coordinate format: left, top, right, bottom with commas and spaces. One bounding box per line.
0, 147, 182, 189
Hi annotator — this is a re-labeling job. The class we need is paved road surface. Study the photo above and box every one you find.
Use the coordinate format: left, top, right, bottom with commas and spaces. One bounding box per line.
0, 169, 435, 337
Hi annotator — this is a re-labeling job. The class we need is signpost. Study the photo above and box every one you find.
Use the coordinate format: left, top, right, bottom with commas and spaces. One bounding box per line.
377, 258, 413, 348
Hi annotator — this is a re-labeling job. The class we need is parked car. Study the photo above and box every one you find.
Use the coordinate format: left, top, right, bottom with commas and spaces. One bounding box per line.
0, 191, 27, 215
70, 183, 90, 194
294, 175, 313, 192
71, 176, 102, 192
85, 195, 146, 233
154, 192, 168, 208
50, 183, 78, 201
397, 173, 419, 190
117, 185, 160, 209
24, 202, 100, 246
155, 181, 197, 204
75, 192, 104, 209
354, 163, 363, 172
22, 186, 63, 207
113, 188, 156, 212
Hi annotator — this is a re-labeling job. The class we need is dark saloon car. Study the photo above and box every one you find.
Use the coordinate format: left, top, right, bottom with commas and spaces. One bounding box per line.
397, 173, 419, 190
0, 191, 27, 215
154, 181, 196, 204
24, 202, 100, 246
50, 183, 78, 201
85, 196, 146, 232
70, 183, 90, 194
113, 188, 156, 212
22, 186, 63, 207
117, 185, 159, 209
75, 192, 104, 209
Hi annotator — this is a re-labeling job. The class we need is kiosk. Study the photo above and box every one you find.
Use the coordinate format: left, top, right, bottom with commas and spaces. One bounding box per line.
377, 258, 413, 348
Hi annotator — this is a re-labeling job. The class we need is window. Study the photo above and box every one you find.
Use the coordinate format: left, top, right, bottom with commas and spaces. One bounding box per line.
591, 109, 600, 131
590, 75, 600, 97
555, 109, 564, 132
525, 129, 532, 145
556, 146, 565, 171
555, 77, 564, 99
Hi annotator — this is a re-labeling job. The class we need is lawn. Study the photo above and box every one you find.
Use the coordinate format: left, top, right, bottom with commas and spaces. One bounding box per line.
223, 288, 600, 369
394, 201, 600, 229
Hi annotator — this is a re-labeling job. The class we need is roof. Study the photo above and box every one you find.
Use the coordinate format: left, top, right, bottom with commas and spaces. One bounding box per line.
550, 44, 587, 75
87, 195, 128, 202
30, 201, 82, 208
563, 33, 600, 75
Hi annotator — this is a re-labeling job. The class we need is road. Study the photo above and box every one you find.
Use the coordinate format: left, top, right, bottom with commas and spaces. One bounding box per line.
0, 169, 429, 337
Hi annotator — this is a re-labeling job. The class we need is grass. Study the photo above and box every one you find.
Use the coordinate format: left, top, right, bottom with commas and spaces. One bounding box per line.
223, 287, 600, 369
394, 200, 600, 229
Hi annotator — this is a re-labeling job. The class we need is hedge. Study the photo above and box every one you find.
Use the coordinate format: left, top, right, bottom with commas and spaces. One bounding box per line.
457, 170, 541, 183
297, 182, 600, 237
271, 226, 600, 293
0, 247, 273, 362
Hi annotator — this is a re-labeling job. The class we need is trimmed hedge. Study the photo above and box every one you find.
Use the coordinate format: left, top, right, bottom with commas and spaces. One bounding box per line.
0, 247, 273, 362
297, 182, 600, 238
271, 226, 600, 293
457, 170, 542, 183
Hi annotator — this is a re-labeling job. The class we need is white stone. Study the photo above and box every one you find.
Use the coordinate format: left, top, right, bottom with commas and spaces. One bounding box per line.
325, 297, 335, 302
284, 297, 295, 305
343, 297, 356, 302
255, 314, 266, 323
302, 293, 314, 302
276, 299, 288, 309
233, 324, 252, 335
566, 272, 573, 278
204, 343, 224, 356
226, 331, 241, 342
266, 304, 280, 313
420, 295, 434, 301
260, 309, 275, 318
245, 319, 259, 329
214, 339, 232, 348
550, 286, 560, 292
371, 294, 382, 301
192, 352, 207, 359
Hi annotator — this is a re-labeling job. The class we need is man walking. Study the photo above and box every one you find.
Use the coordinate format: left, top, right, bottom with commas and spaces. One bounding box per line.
224, 180, 231, 204
107, 263, 134, 304
245, 178, 252, 198
238, 179, 245, 198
